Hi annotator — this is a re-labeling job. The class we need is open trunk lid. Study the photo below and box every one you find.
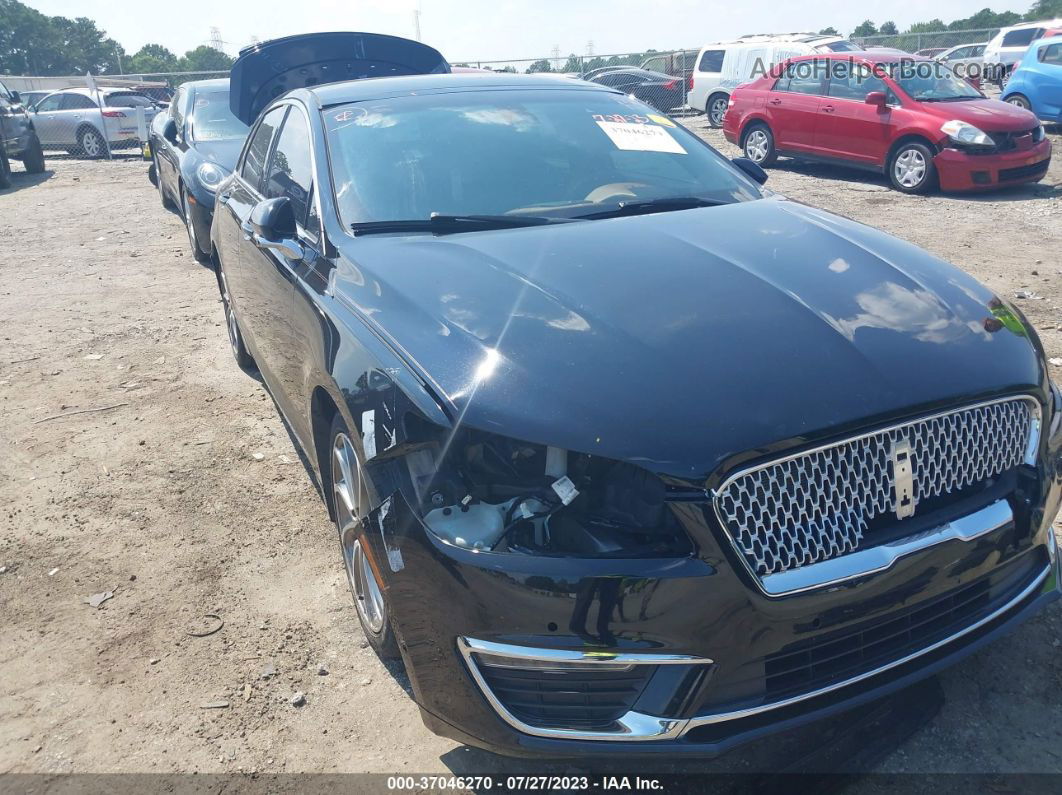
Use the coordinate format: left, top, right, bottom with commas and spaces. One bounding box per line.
229, 32, 450, 125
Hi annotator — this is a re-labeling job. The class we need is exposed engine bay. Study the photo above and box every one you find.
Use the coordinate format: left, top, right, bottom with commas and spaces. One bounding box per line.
405, 428, 692, 557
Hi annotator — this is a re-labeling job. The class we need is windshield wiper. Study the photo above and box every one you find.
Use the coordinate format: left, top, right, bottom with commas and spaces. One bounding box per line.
573, 196, 731, 220
351, 214, 581, 236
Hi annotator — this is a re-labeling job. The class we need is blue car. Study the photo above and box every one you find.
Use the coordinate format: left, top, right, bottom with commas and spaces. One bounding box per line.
150, 79, 249, 262
1003, 37, 1062, 124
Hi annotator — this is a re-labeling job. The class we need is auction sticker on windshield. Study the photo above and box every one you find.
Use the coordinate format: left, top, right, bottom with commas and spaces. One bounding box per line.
595, 121, 687, 154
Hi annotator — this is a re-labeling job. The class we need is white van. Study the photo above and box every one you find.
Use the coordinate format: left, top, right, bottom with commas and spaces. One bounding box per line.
982, 19, 1062, 83
690, 33, 860, 126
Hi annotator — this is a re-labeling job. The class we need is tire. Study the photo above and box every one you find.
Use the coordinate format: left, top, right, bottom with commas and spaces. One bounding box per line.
742, 123, 778, 167
887, 141, 937, 194
328, 413, 400, 659
706, 93, 729, 128
147, 161, 157, 186
182, 190, 208, 263
20, 134, 45, 173
217, 263, 255, 371
1005, 94, 1031, 110
155, 154, 174, 208
77, 126, 106, 159
0, 146, 11, 190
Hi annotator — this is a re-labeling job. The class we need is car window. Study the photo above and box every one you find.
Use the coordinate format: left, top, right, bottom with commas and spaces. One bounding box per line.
971, 45, 986, 56
61, 93, 97, 110
35, 94, 63, 112
241, 106, 287, 193
189, 90, 247, 142
170, 87, 185, 122
698, 50, 724, 73
777, 61, 826, 95
1043, 43, 1062, 64
325, 89, 762, 228
828, 63, 887, 100
948, 47, 969, 59
105, 93, 153, 108
1002, 28, 1041, 47
264, 107, 314, 228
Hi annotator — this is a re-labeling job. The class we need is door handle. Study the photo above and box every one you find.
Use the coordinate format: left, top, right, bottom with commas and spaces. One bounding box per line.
768, 98, 782, 105
822, 105, 835, 113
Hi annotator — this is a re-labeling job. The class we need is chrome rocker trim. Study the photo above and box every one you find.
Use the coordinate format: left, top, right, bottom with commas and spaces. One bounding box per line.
457, 637, 711, 742
460, 560, 1051, 741
759, 499, 1014, 595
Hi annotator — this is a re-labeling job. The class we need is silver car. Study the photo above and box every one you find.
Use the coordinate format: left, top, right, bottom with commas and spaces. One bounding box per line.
936, 43, 988, 82
30, 88, 159, 157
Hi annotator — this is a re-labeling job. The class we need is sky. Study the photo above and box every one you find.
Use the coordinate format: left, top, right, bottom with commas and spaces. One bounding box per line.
27, 0, 1036, 64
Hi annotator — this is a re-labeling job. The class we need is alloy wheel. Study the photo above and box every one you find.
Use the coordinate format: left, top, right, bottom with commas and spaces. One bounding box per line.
1006, 96, 1029, 110
80, 130, 103, 158
218, 269, 240, 360
332, 432, 387, 635
709, 97, 728, 126
745, 129, 769, 163
893, 148, 927, 189
183, 193, 200, 257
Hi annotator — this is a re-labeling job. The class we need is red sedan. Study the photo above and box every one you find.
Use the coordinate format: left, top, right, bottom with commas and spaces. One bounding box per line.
723, 53, 1051, 193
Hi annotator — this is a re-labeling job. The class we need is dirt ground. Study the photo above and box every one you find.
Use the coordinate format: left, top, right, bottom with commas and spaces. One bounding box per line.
1, 121, 1061, 784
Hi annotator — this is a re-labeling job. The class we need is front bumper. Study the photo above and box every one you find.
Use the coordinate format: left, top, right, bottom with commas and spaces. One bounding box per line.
934, 139, 1052, 192
367, 450, 1062, 758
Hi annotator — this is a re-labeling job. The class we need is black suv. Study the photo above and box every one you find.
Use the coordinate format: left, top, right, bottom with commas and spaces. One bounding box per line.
0, 79, 46, 188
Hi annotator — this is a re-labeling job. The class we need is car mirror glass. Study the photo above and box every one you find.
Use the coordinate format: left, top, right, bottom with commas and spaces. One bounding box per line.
163, 119, 179, 144
250, 196, 297, 240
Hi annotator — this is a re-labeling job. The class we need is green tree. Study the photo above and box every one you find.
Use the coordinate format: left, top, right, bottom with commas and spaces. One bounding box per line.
1026, 0, 1062, 20
907, 19, 947, 33
879, 21, 898, 35
177, 45, 233, 72
526, 59, 552, 73
818, 27, 839, 35
128, 43, 177, 74
852, 20, 879, 37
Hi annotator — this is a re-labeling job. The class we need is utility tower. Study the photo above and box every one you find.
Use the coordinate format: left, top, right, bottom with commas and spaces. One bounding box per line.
586, 40, 594, 56
413, 8, 422, 40
209, 27, 224, 52
551, 45, 560, 70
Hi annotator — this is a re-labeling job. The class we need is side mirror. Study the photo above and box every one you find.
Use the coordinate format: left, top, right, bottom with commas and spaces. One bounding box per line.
249, 197, 303, 260
865, 91, 888, 112
730, 156, 768, 185
9, 90, 20, 104
163, 118, 179, 144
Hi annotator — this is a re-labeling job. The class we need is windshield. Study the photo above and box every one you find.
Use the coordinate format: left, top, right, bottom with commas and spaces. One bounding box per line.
821, 40, 861, 52
189, 91, 248, 141
889, 61, 982, 101
105, 93, 154, 108
325, 90, 761, 227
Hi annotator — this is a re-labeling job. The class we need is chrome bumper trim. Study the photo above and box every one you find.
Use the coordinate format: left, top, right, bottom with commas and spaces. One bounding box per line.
682, 560, 1050, 731
457, 637, 710, 742
760, 499, 1014, 596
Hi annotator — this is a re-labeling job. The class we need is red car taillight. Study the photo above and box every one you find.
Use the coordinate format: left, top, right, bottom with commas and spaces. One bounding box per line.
663, 79, 678, 90
687, 75, 694, 92
101, 110, 127, 118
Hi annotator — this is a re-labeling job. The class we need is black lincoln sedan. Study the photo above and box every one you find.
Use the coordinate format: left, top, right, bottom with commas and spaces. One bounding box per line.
150, 78, 248, 262
210, 33, 1062, 758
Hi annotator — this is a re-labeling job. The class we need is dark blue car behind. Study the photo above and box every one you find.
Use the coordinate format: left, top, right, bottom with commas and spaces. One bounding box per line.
150, 78, 248, 262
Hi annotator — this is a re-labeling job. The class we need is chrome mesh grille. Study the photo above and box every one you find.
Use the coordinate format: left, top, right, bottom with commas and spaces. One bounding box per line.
714, 398, 1035, 579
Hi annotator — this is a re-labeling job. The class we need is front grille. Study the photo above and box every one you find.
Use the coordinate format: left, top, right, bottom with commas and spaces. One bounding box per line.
763, 550, 1044, 700
477, 664, 653, 731
715, 398, 1036, 579
987, 128, 1039, 153
999, 161, 1049, 182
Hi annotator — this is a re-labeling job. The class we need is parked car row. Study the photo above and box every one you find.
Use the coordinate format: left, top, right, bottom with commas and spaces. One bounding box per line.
724, 51, 1053, 193
141, 31, 1062, 762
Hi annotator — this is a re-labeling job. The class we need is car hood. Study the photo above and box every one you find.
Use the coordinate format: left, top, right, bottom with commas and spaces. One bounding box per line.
188, 139, 243, 173
230, 32, 449, 125
332, 197, 1043, 481
914, 97, 1039, 131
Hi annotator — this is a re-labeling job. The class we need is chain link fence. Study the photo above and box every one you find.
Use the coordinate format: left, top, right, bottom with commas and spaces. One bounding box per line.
851, 27, 999, 55
453, 50, 701, 115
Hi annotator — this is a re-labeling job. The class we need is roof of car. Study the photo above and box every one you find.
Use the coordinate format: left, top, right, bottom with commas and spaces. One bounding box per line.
787, 51, 933, 65
309, 72, 613, 106
183, 78, 230, 91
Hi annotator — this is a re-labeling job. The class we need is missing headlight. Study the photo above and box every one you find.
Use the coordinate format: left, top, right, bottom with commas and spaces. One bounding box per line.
403, 425, 692, 557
